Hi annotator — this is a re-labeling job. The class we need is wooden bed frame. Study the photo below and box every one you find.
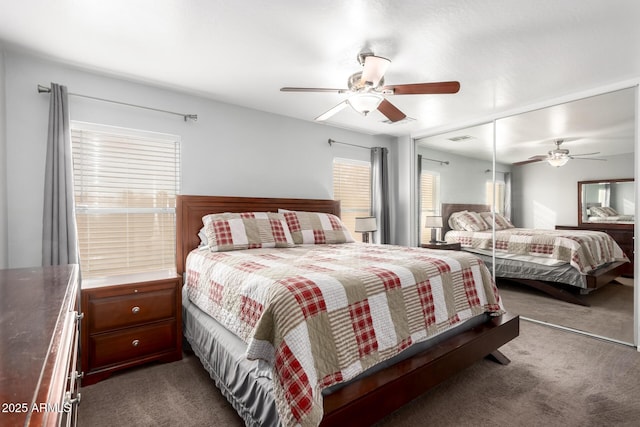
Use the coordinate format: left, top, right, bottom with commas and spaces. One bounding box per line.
441, 203, 627, 306
176, 195, 519, 427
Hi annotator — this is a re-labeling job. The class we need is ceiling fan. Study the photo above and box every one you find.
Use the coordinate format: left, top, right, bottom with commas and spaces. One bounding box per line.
515, 139, 605, 167
280, 52, 460, 123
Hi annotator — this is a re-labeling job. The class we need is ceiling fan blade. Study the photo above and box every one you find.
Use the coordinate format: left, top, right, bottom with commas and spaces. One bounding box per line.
315, 100, 348, 121
383, 81, 460, 95
570, 157, 607, 161
360, 55, 390, 87
280, 87, 349, 93
377, 98, 407, 122
568, 152, 600, 157
513, 156, 546, 166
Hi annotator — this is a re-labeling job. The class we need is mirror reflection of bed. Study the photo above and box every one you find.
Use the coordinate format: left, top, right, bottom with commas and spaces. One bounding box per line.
415, 87, 636, 346
580, 179, 635, 226
440, 203, 633, 344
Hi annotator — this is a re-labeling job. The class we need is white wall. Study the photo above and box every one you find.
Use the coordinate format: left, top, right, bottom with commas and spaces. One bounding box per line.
3, 49, 397, 268
0, 46, 7, 268
511, 153, 634, 228
417, 146, 511, 205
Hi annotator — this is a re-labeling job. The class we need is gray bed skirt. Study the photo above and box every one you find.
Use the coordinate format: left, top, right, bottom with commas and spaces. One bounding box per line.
468, 251, 588, 289
182, 286, 494, 426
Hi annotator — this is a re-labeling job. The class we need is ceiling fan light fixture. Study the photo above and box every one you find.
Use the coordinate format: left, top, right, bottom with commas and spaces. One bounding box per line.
348, 93, 384, 116
360, 55, 391, 87
547, 155, 569, 167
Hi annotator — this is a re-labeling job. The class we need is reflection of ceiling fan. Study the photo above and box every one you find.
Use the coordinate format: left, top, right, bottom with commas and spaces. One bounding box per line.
515, 139, 606, 167
280, 52, 460, 123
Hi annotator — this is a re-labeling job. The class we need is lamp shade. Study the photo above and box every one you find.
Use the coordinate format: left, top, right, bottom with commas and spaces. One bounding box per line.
360, 55, 391, 87
424, 216, 443, 228
354, 216, 377, 232
348, 93, 384, 116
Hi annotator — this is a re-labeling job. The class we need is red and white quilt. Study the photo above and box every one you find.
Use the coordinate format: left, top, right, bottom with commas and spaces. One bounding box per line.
445, 228, 628, 274
185, 243, 503, 427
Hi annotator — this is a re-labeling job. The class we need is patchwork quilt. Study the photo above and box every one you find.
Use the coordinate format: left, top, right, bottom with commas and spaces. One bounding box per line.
185, 243, 503, 427
445, 228, 628, 274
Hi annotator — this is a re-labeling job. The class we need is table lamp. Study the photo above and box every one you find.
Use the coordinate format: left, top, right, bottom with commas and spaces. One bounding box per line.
425, 216, 443, 243
355, 216, 377, 243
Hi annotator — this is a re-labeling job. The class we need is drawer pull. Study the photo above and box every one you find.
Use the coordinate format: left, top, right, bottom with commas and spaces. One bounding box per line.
132, 339, 140, 347
131, 306, 140, 314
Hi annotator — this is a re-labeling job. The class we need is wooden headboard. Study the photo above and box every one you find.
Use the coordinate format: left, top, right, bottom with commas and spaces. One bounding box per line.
441, 203, 491, 235
175, 195, 341, 275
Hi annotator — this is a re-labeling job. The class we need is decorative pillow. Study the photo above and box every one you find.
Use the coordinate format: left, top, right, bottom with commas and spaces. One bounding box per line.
451, 211, 490, 232
448, 210, 468, 231
589, 206, 618, 217
279, 209, 355, 244
604, 206, 619, 216
480, 212, 515, 230
198, 227, 208, 247
201, 212, 294, 252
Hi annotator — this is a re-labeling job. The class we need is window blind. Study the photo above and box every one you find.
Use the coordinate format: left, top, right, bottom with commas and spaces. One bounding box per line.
420, 171, 440, 244
71, 122, 181, 280
486, 180, 505, 214
333, 158, 371, 237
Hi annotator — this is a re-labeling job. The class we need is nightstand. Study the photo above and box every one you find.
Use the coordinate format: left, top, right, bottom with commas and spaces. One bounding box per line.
81, 274, 182, 385
421, 242, 462, 251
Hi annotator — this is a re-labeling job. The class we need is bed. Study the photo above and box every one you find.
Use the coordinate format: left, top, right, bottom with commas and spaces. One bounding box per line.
586, 205, 634, 224
176, 195, 519, 427
441, 203, 629, 306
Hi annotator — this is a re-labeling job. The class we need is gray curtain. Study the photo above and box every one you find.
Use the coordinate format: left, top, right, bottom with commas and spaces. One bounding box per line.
504, 172, 512, 219
417, 154, 423, 245
42, 83, 79, 266
371, 147, 390, 244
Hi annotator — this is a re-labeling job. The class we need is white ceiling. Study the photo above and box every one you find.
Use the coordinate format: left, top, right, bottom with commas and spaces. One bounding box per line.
417, 87, 637, 164
1, 0, 639, 151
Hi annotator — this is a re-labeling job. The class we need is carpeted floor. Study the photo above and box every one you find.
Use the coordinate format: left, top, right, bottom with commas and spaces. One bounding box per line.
78, 321, 640, 427
497, 277, 634, 344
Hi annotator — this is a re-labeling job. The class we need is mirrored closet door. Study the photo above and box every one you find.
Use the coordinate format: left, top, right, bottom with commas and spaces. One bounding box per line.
415, 86, 637, 346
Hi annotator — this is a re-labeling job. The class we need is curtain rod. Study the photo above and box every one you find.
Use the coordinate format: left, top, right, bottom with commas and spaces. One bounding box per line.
421, 156, 449, 165
37, 84, 198, 122
327, 138, 370, 150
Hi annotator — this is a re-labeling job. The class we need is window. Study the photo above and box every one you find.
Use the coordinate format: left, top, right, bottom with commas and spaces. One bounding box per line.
333, 158, 371, 237
486, 179, 505, 214
420, 170, 440, 244
71, 122, 181, 280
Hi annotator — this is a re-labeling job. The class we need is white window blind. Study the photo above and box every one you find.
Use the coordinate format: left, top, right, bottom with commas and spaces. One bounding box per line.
333, 158, 371, 237
420, 170, 440, 244
486, 179, 505, 214
71, 122, 181, 280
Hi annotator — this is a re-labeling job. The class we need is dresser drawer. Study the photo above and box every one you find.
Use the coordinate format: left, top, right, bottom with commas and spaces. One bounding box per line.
605, 230, 633, 246
89, 320, 177, 369
89, 287, 176, 332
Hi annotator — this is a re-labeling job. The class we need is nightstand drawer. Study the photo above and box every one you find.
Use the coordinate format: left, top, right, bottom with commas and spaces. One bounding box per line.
89, 320, 177, 369
89, 288, 177, 332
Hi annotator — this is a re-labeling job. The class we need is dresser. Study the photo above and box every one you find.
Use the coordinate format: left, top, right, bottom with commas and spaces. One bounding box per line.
555, 224, 634, 277
0, 265, 82, 427
81, 274, 182, 385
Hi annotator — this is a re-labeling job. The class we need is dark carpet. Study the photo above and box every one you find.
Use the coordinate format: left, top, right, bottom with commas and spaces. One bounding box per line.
497, 278, 634, 344
78, 321, 640, 426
